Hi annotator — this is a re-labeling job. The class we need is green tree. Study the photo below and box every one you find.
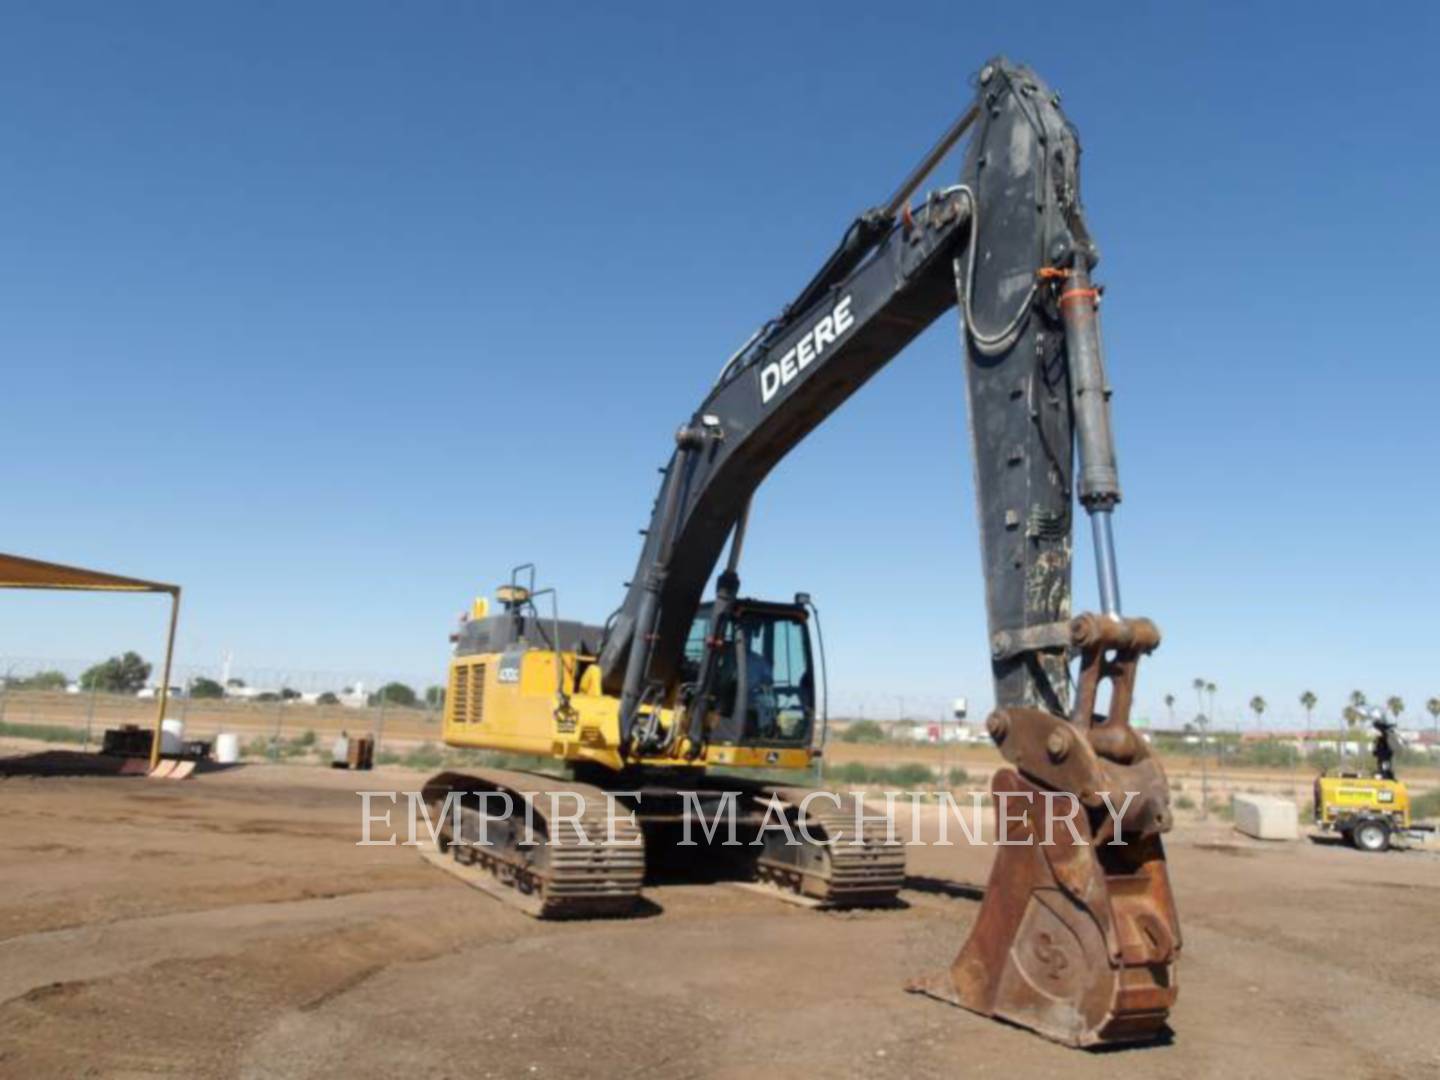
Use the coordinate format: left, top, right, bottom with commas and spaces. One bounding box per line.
80, 652, 151, 694
13, 669, 68, 691
189, 676, 225, 699
316, 691, 341, 706
280, 687, 302, 701
425, 684, 446, 708
369, 682, 418, 708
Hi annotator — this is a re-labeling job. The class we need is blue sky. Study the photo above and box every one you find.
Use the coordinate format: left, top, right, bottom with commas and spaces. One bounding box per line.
3, 3, 1438, 729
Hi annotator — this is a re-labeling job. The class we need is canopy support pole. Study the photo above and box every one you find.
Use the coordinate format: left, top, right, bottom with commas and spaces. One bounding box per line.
149, 588, 181, 770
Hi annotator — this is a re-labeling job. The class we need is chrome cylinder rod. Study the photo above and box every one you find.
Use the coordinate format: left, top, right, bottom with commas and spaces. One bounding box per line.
1090, 509, 1122, 618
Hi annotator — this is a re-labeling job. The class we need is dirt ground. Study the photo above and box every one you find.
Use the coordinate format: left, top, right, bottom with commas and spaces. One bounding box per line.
2, 748, 1438, 1079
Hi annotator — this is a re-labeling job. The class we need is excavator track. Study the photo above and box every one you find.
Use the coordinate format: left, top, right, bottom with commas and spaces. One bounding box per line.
420, 769, 645, 919
747, 785, 907, 908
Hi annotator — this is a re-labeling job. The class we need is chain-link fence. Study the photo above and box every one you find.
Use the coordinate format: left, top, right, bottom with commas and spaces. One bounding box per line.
0, 655, 447, 758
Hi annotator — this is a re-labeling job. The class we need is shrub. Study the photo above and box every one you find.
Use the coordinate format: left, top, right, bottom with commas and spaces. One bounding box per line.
823, 761, 937, 787
1232, 742, 1299, 769
400, 742, 446, 770
189, 677, 224, 699
369, 682, 419, 708
827, 761, 869, 784
1174, 794, 1196, 811
838, 719, 886, 743
889, 762, 936, 787
0, 720, 87, 744
9, 670, 69, 691
316, 691, 340, 706
1412, 788, 1440, 820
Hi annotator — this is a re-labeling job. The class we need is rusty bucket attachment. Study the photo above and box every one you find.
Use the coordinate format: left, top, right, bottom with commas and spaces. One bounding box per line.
908, 614, 1180, 1048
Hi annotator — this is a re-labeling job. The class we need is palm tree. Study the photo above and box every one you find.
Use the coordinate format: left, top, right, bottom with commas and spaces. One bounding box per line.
1192, 678, 1209, 819
1386, 695, 1404, 726
1206, 682, 1218, 760
1249, 695, 1267, 731
1164, 693, 1176, 727
1299, 690, 1318, 763
1428, 696, 1440, 740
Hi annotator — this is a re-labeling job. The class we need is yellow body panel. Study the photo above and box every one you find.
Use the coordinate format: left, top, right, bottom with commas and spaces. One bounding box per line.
1315, 775, 1410, 828
443, 650, 814, 774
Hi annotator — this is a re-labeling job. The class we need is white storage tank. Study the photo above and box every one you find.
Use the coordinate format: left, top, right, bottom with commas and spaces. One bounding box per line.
214, 732, 240, 765
160, 718, 186, 755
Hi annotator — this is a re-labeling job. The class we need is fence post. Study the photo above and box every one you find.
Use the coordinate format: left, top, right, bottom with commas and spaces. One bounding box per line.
84, 682, 98, 752
0, 663, 12, 726
270, 696, 284, 761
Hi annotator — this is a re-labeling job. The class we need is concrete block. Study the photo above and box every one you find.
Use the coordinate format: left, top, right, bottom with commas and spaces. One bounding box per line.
1231, 794, 1298, 841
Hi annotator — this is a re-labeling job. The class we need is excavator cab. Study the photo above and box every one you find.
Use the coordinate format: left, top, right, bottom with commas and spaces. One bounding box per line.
683, 599, 815, 748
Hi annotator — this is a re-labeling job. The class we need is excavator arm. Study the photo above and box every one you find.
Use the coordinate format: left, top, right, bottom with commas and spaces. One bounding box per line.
601, 58, 1102, 733
597, 57, 1179, 1046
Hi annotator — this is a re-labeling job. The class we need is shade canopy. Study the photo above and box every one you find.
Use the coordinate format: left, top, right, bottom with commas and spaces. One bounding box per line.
1, 552, 181, 770
0, 553, 178, 595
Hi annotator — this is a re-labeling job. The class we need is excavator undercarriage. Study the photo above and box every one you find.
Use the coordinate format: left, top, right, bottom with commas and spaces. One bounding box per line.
420, 770, 906, 916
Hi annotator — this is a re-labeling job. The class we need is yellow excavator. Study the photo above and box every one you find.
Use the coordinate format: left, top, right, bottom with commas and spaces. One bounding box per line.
421, 57, 1181, 1048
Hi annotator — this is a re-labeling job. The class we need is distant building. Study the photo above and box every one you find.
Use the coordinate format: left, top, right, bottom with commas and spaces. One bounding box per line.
901, 720, 979, 745
221, 683, 276, 701
137, 684, 185, 699
337, 683, 368, 709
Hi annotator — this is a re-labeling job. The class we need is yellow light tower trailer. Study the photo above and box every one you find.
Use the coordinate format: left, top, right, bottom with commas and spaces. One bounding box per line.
1313, 774, 1433, 852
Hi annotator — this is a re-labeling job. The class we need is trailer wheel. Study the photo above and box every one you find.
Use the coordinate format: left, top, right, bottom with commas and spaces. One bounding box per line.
1351, 819, 1390, 853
